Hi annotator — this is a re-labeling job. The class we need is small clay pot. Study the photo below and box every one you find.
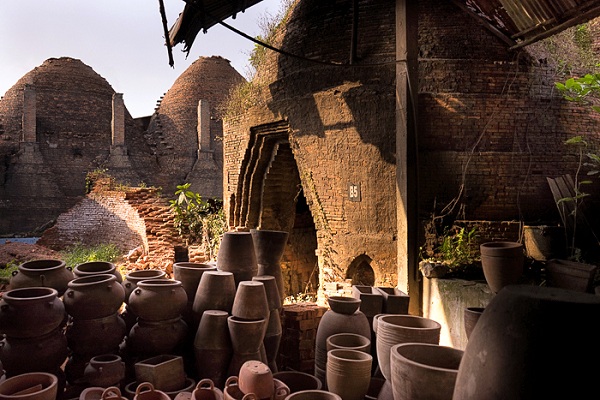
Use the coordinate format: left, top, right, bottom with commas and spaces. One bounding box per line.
231, 281, 269, 321
83, 354, 126, 388
327, 296, 361, 315
463, 307, 485, 340
223, 377, 258, 400
238, 361, 273, 399
191, 379, 224, 400
133, 382, 171, 400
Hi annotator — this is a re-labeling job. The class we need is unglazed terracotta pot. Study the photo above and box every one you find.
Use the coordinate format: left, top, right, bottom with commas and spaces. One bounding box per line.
124, 379, 196, 400
217, 232, 258, 288
390, 343, 463, 400
83, 354, 126, 388
463, 307, 485, 340
453, 285, 600, 400
238, 361, 273, 400
231, 281, 269, 321
65, 313, 127, 357
222, 377, 258, 400
0, 328, 69, 376
0, 372, 58, 400
327, 296, 361, 315
479, 241, 524, 293
192, 271, 236, 326
122, 270, 167, 303
133, 382, 171, 400
128, 279, 187, 321
0, 287, 66, 338
326, 333, 370, 353
128, 316, 188, 355
326, 349, 372, 400
193, 310, 232, 390
73, 261, 123, 283
191, 379, 224, 400
63, 274, 126, 319
173, 262, 217, 327
9, 259, 74, 296
375, 314, 441, 381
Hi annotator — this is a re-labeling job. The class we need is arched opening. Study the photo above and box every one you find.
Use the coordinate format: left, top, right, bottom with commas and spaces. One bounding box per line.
346, 255, 375, 286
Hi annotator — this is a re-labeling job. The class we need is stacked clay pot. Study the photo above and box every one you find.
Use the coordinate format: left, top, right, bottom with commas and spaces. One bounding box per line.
120, 269, 167, 332
126, 278, 188, 358
0, 287, 68, 380
8, 259, 74, 296
314, 296, 371, 389
227, 281, 270, 377
63, 274, 126, 387
252, 275, 283, 373
250, 229, 289, 303
216, 232, 259, 288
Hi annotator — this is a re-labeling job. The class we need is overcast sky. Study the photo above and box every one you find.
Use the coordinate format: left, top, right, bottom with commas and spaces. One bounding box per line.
0, 0, 282, 118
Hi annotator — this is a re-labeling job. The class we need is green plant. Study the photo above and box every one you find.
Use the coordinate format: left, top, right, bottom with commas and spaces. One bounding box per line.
422, 226, 480, 269
169, 184, 227, 258
61, 243, 122, 269
0, 259, 19, 284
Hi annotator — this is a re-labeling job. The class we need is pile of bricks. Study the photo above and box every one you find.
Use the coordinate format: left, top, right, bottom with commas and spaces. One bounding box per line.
277, 302, 327, 373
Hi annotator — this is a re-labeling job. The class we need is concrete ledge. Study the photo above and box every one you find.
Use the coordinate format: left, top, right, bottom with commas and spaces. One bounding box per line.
422, 278, 493, 350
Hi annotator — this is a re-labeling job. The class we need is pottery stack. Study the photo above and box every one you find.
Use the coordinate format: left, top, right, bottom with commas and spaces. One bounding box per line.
119, 269, 167, 332
252, 275, 283, 373
0, 287, 69, 384
314, 296, 371, 389
63, 274, 127, 387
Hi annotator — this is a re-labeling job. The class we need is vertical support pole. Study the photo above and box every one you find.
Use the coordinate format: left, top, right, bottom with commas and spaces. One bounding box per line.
112, 93, 125, 146
396, 0, 421, 315
22, 84, 36, 143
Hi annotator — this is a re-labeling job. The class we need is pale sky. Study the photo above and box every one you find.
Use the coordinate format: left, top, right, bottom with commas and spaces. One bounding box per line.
0, 0, 282, 118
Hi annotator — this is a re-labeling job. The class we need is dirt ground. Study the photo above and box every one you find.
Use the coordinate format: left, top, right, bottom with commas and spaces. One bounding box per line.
0, 241, 63, 267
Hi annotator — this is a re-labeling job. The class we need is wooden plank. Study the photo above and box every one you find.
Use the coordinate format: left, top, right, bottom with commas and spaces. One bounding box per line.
547, 177, 573, 232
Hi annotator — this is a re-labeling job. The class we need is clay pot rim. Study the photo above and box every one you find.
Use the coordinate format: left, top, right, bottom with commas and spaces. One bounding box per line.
17, 259, 65, 272
74, 261, 116, 271
173, 262, 217, 270
378, 314, 441, 330
326, 333, 370, 350
285, 390, 342, 400
68, 274, 117, 286
272, 371, 323, 391
125, 378, 195, 397
1, 287, 58, 301
124, 270, 166, 280
0, 371, 58, 397
227, 316, 266, 324
327, 348, 373, 363
136, 279, 182, 288
89, 354, 122, 363
390, 342, 464, 372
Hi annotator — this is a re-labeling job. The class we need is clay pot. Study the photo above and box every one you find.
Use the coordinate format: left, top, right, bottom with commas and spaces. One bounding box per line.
65, 313, 127, 357
0, 287, 66, 338
128, 279, 187, 321
326, 333, 370, 353
232, 281, 269, 321
128, 317, 188, 356
0, 329, 69, 376
192, 271, 236, 326
283, 390, 342, 400
173, 263, 217, 301
453, 285, 600, 400
272, 371, 322, 393
191, 379, 224, 400
238, 361, 273, 400
479, 241, 524, 293
9, 259, 74, 296
83, 354, 126, 388
463, 307, 485, 340
390, 343, 463, 400
251, 276, 281, 311
122, 270, 167, 303
193, 310, 232, 390
263, 310, 282, 373
217, 232, 258, 288
64, 274, 126, 319
326, 349, 372, 400
222, 377, 258, 400
375, 314, 441, 381
80, 386, 128, 400
250, 229, 289, 303
327, 296, 361, 315
74, 261, 123, 283
124, 379, 196, 400
0, 372, 58, 400
227, 317, 268, 376
133, 382, 171, 400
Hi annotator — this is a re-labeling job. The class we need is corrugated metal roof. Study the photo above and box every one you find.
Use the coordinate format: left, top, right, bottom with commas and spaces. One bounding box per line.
452, 0, 600, 49
167, 0, 600, 55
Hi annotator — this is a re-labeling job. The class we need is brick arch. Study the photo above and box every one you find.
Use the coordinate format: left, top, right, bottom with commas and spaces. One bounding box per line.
346, 254, 375, 287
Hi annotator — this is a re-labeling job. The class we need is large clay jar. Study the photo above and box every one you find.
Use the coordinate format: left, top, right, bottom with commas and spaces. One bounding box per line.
0, 287, 66, 338
390, 343, 463, 400
128, 316, 188, 356
9, 259, 74, 296
453, 285, 600, 400
194, 310, 232, 390
63, 274, 126, 320
74, 261, 123, 283
250, 229, 289, 303
122, 270, 167, 303
479, 241, 524, 293
326, 349, 372, 400
83, 354, 126, 388
192, 271, 236, 326
65, 313, 127, 357
375, 314, 441, 381
0, 328, 69, 376
216, 232, 258, 288
128, 279, 187, 321
0, 372, 58, 400
173, 262, 217, 326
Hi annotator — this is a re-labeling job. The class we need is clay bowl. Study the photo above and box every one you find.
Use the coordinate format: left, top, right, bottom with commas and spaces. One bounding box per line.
327, 296, 361, 315
0, 372, 58, 400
